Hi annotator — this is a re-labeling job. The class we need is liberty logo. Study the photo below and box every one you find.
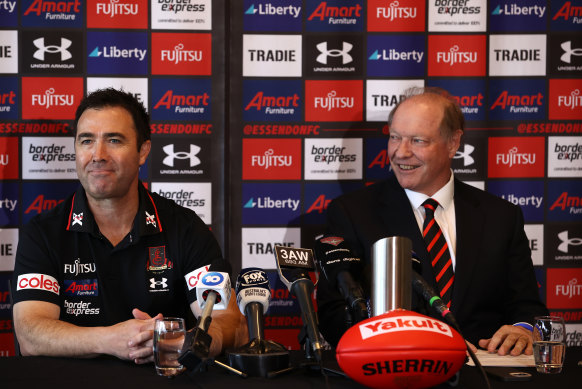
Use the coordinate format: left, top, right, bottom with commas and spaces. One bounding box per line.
33, 38, 72, 61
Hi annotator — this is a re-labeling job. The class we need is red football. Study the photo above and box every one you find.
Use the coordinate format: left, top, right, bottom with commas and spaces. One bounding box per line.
336, 309, 466, 389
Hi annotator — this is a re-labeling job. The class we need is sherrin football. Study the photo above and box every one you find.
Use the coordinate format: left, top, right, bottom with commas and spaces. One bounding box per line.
336, 309, 466, 389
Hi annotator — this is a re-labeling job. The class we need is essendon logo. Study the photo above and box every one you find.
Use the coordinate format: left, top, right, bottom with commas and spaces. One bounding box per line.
488, 137, 545, 178
87, 0, 147, 29
549, 79, 582, 120
151, 32, 211, 75
368, 0, 424, 32
242, 139, 301, 180
359, 315, 453, 340
0, 137, 18, 179
428, 35, 486, 76
547, 268, 582, 309
21, 77, 83, 120
17, 273, 60, 295
305, 80, 363, 122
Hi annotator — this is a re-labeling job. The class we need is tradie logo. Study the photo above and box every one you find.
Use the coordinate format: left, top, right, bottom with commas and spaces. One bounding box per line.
96, 0, 139, 17
561, 41, 582, 64
33, 38, 72, 61
558, 89, 582, 110
162, 144, 201, 167
161, 43, 202, 64
437, 45, 477, 66
316, 42, 353, 65
376, 1, 417, 21
558, 230, 582, 253
496, 147, 536, 168
454, 144, 475, 166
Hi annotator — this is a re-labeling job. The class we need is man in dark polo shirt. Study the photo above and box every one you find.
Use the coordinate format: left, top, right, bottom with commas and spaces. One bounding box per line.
12, 88, 246, 363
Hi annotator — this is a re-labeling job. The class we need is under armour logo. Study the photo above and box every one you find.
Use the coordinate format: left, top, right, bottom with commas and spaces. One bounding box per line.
162, 144, 201, 167
33, 37, 72, 61
558, 230, 582, 253
560, 41, 582, 64
145, 211, 157, 228
454, 144, 475, 166
316, 41, 353, 65
150, 278, 168, 289
72, 212, 83, 226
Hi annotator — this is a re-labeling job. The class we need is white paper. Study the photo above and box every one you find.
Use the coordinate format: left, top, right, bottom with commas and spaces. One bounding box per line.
466, 350, 536, 367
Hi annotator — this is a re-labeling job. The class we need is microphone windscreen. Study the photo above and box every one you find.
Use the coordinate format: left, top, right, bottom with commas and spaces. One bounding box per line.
314, 235, 362, 286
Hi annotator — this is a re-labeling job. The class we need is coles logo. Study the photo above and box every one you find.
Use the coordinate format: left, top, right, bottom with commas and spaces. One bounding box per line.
305, 80, 363, 122
151, 32, 211, 75
185, 264, 210, 291
546, 268, 582, 309
488, 137, 545, 178
87, 0, 147, 29
549, 79, 582, 120
17, 273, 60, 295
367, 0, 424, 32
0, 137, 18, 179
359, 316, 453, 340
428, 35, 486, 76
242, 138, 301, 180
21, 77, 83, 120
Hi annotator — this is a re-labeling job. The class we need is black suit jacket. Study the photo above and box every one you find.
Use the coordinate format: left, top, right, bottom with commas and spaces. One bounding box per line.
316, 174, 548, 346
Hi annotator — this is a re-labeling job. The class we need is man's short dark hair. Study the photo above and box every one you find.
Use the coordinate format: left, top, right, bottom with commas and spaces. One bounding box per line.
387, 86, 465, 139
74, 88, 151, 150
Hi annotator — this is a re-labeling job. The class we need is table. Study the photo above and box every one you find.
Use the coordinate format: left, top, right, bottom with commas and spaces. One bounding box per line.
0, 348, 580, 389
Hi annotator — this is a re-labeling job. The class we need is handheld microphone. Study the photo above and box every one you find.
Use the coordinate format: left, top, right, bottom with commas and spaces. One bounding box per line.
274, 245, 323, 362
235, 268, 270, 342
314, 235, 368, 324
179, 260, 231, 371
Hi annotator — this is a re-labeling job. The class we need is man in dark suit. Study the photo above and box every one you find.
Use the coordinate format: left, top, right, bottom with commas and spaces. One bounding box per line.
316, 87, 547, 356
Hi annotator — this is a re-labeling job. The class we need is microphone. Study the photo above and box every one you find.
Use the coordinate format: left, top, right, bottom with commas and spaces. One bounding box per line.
227, 268, 290, 377
274, 246, 323, 362
314, 235, 368, 324
179, 260, 231, 371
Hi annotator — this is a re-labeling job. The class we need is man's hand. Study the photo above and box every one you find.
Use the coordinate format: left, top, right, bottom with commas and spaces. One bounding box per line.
478, 325, 533, 356
127, 309, 163, 364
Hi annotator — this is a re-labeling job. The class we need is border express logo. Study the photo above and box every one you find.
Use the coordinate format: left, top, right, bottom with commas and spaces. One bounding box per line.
428, 0, 485, 32
22, 77, 83, 120
243, 34, 302, 77
242, 138, 301, 180
547, 136, 582, 178
243, 0, 302, 32
243, 79, 302, 122
305, 80, 363, 122
488, 137, 545, 178
367, 0, 424, 32
151, 182, 212, 224
367, 35, 425, 77
489, 0, 547, 32
87, 0, 148, 29
305, 0, 364, 32
242, 183, 301, 225
22, 0, 84, 28
152, 0, 211, 30
151, 78, 211, 121
428, 35, 486, 76
488, 78, 546, 121
304, 138, 362, 180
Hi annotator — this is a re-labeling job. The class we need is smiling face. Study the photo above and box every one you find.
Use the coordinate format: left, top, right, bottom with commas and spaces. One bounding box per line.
388, 95, 462, 197
75, 106, 150, 203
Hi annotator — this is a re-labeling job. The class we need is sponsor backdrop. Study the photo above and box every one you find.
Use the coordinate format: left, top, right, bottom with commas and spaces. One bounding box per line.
0, 0, 581, 356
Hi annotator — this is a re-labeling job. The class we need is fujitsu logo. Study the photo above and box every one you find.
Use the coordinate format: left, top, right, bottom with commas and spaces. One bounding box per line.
96, 0, 139, 17
314, 91, 354, 111
495, 147, 536, 168
558, 230, 582, 253
24, 0, 81, 16
64, 258, 96, 276
31, 88, 74, 109
161, 44, 202, 64
33, 38, 72, 61
375, 1, 417, 21
245, 92, 300, 112
555, 278, 581, 299
251, 149, 292, 169
316, 42, 353, 65
558, 89, 582, 110
561, 41, 582, 64
437, 45, 477, 66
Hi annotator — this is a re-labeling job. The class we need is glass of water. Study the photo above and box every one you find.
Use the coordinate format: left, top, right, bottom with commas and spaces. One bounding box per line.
153, 317, 186, 377
532, 316, 566, 374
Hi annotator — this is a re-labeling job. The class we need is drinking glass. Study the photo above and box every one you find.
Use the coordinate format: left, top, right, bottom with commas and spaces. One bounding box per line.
153, 317, 186, 377
532, 316, 566, 374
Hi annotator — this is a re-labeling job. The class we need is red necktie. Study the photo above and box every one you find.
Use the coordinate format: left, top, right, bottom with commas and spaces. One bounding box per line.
422, 198, 454, 307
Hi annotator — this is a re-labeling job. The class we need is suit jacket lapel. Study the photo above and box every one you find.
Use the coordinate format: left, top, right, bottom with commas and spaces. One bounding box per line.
450, 180, 484, 315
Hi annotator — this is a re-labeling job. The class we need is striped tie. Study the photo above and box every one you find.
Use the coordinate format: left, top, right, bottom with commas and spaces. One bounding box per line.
422, 198, 454, 307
